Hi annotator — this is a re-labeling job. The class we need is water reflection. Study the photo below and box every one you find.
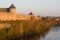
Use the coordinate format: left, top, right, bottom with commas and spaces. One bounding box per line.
12, 28, 50, 40
40, 28, 50, 40
10, 26, 60, 40
51, 26, 60, 32
14, 34, 41, 40
41, 28, 50, 37
42, 26, 60, 40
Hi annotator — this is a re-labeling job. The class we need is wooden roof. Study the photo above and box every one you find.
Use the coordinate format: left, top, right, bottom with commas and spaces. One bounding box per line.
9, 4, 16, 8
29, 12, 33, 15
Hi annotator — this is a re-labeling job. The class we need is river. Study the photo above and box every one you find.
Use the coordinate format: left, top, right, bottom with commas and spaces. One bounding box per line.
12, 26, 60, 40
41, 26, 60, 40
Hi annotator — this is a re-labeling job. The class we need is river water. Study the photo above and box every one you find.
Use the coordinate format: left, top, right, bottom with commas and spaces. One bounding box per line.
14, 26, 60, 40
41, 26, 60, 40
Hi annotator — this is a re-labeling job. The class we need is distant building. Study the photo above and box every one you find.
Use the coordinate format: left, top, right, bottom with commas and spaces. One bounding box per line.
28, 12, 38, 20
29, 12, 33, 15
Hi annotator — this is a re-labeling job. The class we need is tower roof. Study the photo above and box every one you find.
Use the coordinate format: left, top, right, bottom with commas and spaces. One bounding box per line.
9, 4, 16, 8
29, 12, 33, 15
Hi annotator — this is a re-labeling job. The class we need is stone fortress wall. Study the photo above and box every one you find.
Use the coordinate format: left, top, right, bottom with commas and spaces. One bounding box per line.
0, 4, 41, 20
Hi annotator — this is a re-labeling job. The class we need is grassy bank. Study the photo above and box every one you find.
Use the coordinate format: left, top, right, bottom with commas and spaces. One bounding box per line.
0, 20, 54, 40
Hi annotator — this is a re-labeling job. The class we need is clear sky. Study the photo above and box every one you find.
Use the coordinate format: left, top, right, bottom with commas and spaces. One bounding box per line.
0, 0, 60, 16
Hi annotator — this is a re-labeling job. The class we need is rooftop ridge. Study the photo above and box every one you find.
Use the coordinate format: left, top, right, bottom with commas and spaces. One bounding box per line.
9, 4, 16, 8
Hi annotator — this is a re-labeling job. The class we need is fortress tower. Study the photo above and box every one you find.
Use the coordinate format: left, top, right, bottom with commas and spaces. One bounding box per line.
9, 4, 16, 14
0, 4, 16, 14
0, 4, 32, 20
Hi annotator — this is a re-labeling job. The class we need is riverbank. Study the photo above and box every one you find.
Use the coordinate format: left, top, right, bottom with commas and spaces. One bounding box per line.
0, 20, 57, 40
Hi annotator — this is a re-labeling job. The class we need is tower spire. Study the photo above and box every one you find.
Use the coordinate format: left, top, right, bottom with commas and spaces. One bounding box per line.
9, 4, 16, 8
10, 0, 16, 8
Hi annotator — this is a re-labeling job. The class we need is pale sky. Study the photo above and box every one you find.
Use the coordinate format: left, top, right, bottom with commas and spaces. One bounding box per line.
0, 0, 60, 16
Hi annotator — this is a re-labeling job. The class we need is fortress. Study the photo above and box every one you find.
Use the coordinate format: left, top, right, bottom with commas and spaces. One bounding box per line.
0, 4, 40, 20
